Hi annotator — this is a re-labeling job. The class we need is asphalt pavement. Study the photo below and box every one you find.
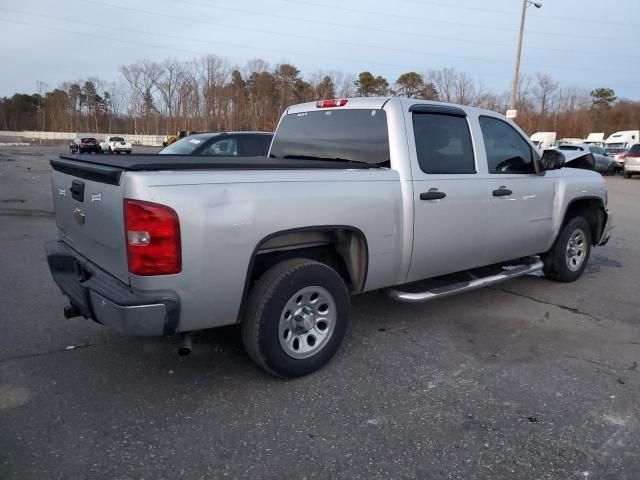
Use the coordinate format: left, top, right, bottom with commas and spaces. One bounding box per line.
0, 146, 639, 479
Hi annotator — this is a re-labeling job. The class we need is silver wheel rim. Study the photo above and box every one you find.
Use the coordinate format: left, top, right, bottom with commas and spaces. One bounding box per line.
278, 286, 337, 359
566, 228, 587, 272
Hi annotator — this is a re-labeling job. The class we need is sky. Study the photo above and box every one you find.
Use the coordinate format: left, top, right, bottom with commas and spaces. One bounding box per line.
1, 0, 639, 100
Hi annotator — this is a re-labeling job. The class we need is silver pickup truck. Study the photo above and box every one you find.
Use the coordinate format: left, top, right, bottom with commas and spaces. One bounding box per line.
46, 97, 612, 377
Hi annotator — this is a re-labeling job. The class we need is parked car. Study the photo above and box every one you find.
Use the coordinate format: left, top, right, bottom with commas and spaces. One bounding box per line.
624, 143, 640, 178
159, 131, 273, 156
606, 146, 629, 171
69, 137, 100, 154
46, 97, 611, 378
99, 136, 132, 154
557, 144, 616, 175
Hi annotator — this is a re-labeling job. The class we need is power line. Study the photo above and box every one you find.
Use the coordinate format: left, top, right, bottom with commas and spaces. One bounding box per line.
11, 6, 638, 77
1, 12, 637, 91
274, 0, 633, 43
0, 13, 506, 72
401, 0, 637, 28
77, 0, 635, 61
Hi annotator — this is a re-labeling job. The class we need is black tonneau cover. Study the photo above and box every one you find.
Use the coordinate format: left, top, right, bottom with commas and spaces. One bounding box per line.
51, 154, 379, 185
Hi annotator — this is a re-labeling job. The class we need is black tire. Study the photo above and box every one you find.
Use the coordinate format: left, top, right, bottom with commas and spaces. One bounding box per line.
624, 172, 632, 179
542, 216, 592, 282
241, 258, 350, 378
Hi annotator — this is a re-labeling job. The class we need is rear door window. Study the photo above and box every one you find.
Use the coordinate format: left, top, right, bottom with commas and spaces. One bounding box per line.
479, 116, 535, 174
237, 136, 265, 156
269, 109, 390, 164
630, 144, 640, 154
412, 113, 475, 174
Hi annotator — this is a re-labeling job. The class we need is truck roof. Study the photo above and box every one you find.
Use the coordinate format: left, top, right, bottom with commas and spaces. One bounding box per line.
286, 97, 506, 120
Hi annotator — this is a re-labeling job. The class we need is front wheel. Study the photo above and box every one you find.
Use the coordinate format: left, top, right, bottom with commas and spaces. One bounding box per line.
542, 216, 592, 282
241, 258, 350, 378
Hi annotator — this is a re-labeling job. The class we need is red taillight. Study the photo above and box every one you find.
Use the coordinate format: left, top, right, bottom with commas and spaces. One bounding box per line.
124, 199, 181, 276
316, 99, 348, 108
627, 153, 639, 158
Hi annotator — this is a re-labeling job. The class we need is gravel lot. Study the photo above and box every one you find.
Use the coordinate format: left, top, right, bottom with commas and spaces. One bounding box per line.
0, 145, 638, 479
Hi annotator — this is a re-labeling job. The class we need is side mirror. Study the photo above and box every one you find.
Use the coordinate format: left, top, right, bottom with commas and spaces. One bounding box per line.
540, 149, 565, 171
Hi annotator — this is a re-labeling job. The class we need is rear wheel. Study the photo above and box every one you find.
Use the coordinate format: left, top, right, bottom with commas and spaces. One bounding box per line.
241, 258, 350, 378
542, 216, 592, 282
624, 172, 632, 179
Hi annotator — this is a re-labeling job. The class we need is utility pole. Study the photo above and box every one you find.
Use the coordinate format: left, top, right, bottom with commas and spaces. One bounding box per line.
510, 1, 542, 115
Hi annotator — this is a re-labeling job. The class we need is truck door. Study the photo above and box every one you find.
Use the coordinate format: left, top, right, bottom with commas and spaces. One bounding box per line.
478, 116, 556, 264
406, 105, 489, 283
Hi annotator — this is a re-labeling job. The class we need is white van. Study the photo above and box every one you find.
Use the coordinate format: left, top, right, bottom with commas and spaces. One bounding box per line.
605, 130, 639, 169
530, 132, 557, 149
605, 130, 639, 150
583, 133, 605, 146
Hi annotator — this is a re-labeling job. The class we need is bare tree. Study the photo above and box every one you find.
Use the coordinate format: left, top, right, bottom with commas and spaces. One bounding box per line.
534, 73, 559, 119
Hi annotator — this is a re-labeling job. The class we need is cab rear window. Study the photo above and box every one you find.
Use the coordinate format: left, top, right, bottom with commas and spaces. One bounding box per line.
269, 109, 390, 165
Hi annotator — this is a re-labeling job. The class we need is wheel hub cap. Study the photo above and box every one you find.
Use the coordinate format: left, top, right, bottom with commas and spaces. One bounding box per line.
566, 228, 587, 272
293, 306, 316, 333
278, 286, 337, 359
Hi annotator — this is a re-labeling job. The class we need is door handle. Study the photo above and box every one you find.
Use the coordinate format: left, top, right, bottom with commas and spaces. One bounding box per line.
492, 187, 512, 197
420, 191, 447, 200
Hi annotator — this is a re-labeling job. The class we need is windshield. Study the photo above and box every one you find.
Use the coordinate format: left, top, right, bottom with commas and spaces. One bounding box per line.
159, 134, 216, 154
110, 137, 124, 142
269, 109, 390, 164
81, 138, 96, 143
606, 143, 625, 151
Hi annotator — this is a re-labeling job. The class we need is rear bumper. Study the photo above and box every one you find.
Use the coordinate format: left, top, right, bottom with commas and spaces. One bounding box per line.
598, 209, 613, 246
624, 163, 640, 172
45, 240, 180, 336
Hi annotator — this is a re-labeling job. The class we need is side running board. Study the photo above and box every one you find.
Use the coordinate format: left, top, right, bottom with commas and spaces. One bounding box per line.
384, 258, 543, 303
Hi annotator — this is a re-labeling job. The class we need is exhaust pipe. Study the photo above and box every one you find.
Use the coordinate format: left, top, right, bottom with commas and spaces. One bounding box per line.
178, 333, 192, 356
63, 304, 81, 319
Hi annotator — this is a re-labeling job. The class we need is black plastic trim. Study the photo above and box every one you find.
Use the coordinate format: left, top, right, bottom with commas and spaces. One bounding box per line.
53, 154, 382, 173
45, 240, 180, 335
558, 196, 606, 246
51, 158, 123, 185
420, 191, 447, 200
409, 104, 467, 117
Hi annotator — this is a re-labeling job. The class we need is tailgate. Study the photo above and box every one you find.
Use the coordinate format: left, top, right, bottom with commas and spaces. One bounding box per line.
50, 159, 129, 284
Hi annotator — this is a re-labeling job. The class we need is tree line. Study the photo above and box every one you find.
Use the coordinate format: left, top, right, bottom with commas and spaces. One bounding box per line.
0, 54, 638, 138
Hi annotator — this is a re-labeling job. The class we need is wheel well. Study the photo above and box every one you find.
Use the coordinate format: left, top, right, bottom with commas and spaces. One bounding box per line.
562, 198, 605, 244
245, 227, 368, 299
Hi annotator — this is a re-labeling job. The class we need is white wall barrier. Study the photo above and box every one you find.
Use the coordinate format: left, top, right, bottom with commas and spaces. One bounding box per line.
0, 131, 166, 146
